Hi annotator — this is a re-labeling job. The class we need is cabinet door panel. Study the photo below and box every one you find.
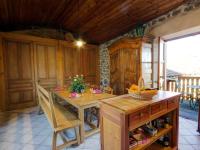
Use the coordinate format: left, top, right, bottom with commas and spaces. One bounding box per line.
110, 51, 121, 94
35, 44, 57, 89
123, 48, 139, 93
4, 39, 35, 110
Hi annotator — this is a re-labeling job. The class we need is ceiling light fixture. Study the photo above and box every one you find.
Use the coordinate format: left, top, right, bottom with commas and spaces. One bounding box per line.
75, 39, 85, 48
75, 0, 86, 48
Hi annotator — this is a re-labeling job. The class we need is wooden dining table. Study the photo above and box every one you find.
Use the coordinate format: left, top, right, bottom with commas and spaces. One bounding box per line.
53, 90, 115, 142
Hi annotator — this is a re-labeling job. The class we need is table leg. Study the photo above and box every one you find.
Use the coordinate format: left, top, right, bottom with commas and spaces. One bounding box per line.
78, 108, 85, 143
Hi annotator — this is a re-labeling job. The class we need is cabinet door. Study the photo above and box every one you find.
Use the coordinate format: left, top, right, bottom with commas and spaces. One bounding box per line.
63, 45, 81, 85
34, 43, 57, 89
82, 46, 98, 85
123, 48, 139, 93
4, 39, 35, 110
110, 51, 121, 95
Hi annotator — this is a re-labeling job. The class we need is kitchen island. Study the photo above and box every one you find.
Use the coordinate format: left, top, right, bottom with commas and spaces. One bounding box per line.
100, 91, 181, 150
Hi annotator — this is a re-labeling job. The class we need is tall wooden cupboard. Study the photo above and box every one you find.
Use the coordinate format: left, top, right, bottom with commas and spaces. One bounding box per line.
109, 36, 154, 95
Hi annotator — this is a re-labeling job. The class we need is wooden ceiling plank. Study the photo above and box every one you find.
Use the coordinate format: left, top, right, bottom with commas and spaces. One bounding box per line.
0, 0, 186, 43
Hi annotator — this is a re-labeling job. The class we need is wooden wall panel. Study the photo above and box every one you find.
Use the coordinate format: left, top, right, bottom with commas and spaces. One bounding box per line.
0, 37, 5, 111
62, 43, 99, 86
82, 46, 99, 85
62, 44, 81, 85
3, 39, 36, 110
0, 33, 99, 111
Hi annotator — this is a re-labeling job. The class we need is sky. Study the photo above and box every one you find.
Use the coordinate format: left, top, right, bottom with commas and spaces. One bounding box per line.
166, 34, 200, 76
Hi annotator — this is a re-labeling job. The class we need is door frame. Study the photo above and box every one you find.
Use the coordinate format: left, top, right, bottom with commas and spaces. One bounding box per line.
158, 37, 167, 90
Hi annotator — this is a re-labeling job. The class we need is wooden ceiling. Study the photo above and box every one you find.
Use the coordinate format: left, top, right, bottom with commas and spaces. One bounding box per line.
0, 0, 186, 44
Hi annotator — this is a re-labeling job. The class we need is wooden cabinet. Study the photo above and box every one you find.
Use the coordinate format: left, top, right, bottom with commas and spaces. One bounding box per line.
34, 41, 58, 89
109, 36, 154, 95
3, 39, 36, 110
0, 32, 99, 110
100, 91, 181, 150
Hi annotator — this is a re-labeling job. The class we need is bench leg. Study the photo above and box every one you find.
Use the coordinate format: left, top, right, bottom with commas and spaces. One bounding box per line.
97, 109, 100, 128
75, 126, 81, 145
52, 132, 57, 150
37, 105, 43, 115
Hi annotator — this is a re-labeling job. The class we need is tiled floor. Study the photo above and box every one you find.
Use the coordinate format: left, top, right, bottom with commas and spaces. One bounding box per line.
0, 107, 199, 150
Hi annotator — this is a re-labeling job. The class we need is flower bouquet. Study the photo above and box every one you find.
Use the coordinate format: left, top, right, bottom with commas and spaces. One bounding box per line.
69, 75, 86, 97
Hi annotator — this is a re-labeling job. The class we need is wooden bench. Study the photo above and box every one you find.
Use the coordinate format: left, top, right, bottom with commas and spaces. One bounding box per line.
36, 83, 81, 150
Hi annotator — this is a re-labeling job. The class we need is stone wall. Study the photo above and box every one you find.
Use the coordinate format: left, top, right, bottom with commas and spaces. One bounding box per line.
99, 0, 200, 85
145, 0, 200, 33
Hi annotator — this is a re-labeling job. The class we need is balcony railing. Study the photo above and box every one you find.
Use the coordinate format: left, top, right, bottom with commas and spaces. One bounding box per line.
167, 76, 200, 100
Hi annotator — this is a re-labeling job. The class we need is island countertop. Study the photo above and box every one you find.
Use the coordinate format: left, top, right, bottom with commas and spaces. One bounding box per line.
101, 90, 181, 114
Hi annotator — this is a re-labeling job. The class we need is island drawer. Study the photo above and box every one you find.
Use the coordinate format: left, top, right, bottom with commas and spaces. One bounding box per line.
150, 101, 167, 116
167, 97, 179, 110
129, 106, 150, 129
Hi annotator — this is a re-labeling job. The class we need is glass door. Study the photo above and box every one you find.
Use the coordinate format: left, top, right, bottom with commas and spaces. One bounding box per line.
142, 43, 152, 88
